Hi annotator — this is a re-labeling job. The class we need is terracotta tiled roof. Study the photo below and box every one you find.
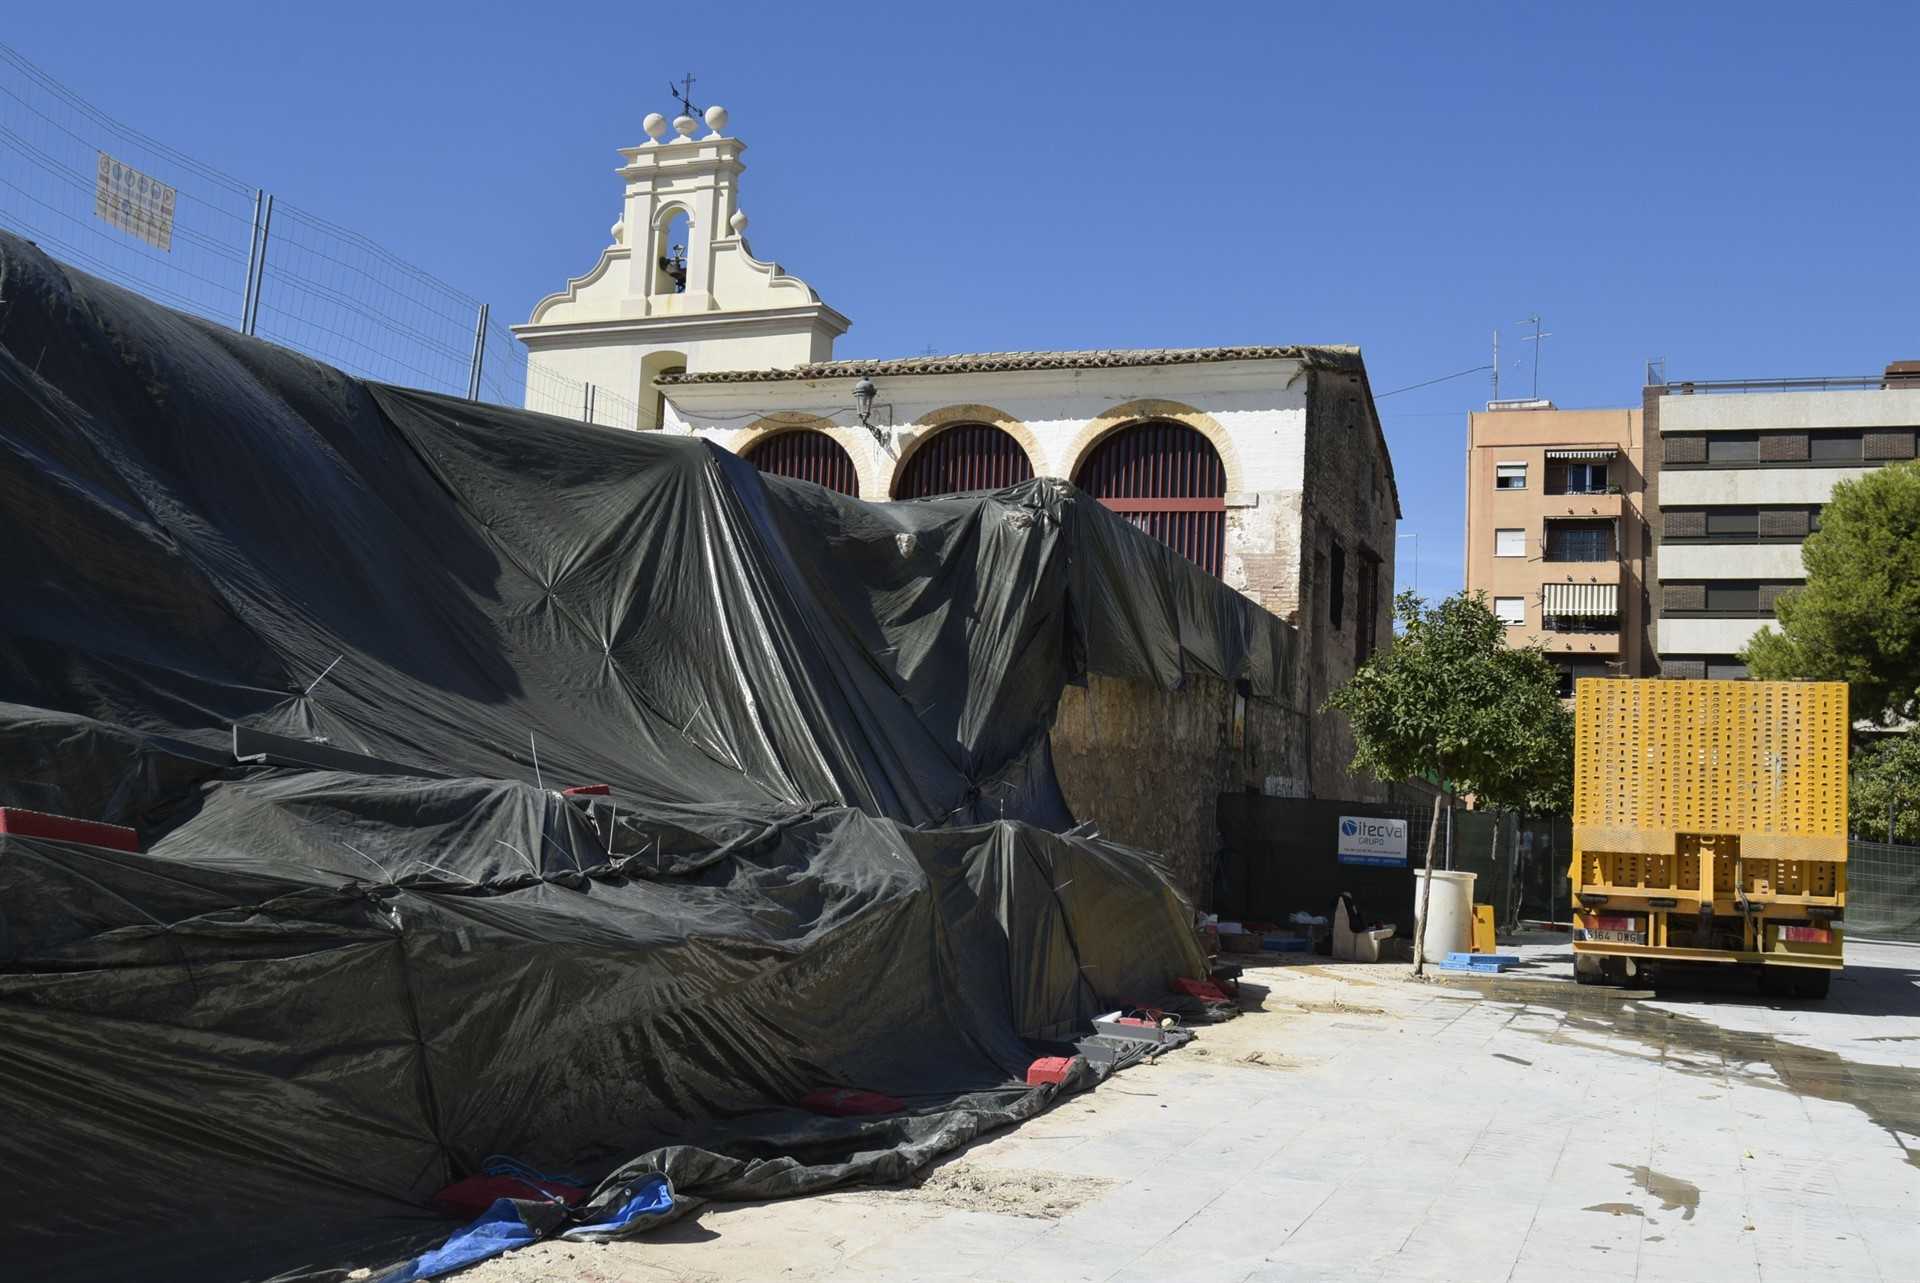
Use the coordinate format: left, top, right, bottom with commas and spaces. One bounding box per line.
658, 345, 1362, 385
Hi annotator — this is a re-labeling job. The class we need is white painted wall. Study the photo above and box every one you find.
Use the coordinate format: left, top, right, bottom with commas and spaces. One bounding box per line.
1661, 389, 1920, 432
1658, 617, 1770, 654
663, 358, 1314, 606
664, 360, 1309, 497
1657, 543, 1807, 580
1658, 467, 1875, 506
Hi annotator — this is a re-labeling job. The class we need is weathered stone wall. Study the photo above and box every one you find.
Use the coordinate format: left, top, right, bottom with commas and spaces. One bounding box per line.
1049, 672, 1309, 909
1295, 367, 1401, 802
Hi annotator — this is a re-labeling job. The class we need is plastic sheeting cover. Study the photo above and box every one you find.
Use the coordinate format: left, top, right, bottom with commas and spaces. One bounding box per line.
0, 231, 1288, 1280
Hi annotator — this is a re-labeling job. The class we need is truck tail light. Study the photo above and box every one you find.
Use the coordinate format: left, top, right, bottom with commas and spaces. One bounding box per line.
1780, 925, 1831, 944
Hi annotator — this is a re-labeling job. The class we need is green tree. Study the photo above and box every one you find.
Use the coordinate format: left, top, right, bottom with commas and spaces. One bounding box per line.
1326, 591, 1573, 976
1744, 461, 1920, 724
1849, 735, 1920, 843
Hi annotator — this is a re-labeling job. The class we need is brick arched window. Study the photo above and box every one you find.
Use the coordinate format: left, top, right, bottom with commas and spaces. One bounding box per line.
1074, 420, 1227, 575
893, 423, 1034, 499
741, 430, 858, 496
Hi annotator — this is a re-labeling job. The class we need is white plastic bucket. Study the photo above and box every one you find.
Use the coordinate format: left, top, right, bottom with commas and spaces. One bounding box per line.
1414, 869, 1477, 964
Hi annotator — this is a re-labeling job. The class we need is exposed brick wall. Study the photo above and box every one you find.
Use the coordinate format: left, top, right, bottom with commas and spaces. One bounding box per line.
1865, 430, 1916, 460
1760, 432, 1809, 462
1050, 673, 1308, 908
1664, 510, 1706, 538
1663, 434, 1705, 464
1664, 583, 1706, 611
1759, 508, 1809, 538
1759, 582, 1797, 613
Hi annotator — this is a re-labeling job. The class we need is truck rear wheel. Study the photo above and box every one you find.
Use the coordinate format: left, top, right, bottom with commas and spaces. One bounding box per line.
1574, 954, 1605, 985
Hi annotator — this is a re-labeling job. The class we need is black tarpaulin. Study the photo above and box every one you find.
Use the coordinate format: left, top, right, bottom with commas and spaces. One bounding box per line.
0, 230, 1289, 1280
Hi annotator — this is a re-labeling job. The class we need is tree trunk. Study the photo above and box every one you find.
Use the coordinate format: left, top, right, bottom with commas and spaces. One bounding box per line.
1490, 810, 1503, 932
1412, 783, 1446, 977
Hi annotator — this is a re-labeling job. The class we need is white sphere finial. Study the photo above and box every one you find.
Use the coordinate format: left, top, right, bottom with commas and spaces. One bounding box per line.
611, 217, 626, 245
672, 114, 698, 141
729, 209, 748, 235
704, 104, 729, 136
642, 113, 667, 142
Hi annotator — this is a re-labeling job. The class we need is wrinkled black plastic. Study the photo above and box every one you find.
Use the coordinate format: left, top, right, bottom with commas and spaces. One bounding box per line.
0, 232, 1283, 1280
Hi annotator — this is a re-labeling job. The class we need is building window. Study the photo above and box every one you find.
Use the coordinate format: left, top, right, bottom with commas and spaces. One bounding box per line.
1494, 528, 1526, 558
1545, 520, 1613, 562
1706, 434, 1760, 464
1495, 462, 1527, 490
1356, 552, 1380, 664
1706, 660, 1751, 681
1809, 432, 1864, 463
1493, 596, 1525, 626
1548, 461, 1611, 495
1544, 613, 1620, 635
1704, 582, 1759, 613
1328, 542, 1346, 629
1705, 509, 1760, 539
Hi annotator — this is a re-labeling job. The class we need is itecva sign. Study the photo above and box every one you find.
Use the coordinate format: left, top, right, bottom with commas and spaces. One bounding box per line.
1337, 815, 1409, 866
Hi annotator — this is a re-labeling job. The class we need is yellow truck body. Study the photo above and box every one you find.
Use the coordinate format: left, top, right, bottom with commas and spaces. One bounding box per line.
1570, 679, 1847, 994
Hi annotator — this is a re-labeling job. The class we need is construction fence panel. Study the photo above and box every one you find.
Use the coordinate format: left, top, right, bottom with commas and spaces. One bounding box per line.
0, 42, 635, 433
1847, 840, 1920, 943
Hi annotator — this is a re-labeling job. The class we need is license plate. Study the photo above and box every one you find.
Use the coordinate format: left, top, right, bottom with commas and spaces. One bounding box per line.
1583, 928, 1643, 943
1779, 925, 1831, 944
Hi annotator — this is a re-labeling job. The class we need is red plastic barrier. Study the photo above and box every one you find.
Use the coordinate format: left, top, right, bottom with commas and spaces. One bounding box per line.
561, 784, 611, 797
1171, 976, 1230, 1003
799, 1087, 905, 1117
1025, 1056, 1082, 1087
0, 808, 139, 852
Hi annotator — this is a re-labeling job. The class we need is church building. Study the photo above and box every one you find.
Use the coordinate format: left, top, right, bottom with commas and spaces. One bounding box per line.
514, 103, 1402, 810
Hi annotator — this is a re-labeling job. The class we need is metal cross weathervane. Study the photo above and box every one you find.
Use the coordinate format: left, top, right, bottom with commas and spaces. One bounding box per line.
669, 74, 701, 118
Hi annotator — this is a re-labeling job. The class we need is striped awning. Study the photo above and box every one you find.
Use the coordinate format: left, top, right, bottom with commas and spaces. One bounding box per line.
1542, 582, 1619, 617
1545, 447, 1619, 461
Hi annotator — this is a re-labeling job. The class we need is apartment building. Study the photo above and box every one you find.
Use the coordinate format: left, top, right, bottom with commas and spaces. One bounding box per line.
1649, 364, 1920, 678
1465, 402, 1650, 695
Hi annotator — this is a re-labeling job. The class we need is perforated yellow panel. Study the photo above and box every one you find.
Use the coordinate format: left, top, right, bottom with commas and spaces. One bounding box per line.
1573, 679, 1848, 839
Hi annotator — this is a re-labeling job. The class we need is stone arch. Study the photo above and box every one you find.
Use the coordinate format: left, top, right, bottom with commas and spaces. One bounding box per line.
890, 404, 1040, 499
1072, 417, 1230, 577
638, 350, 688, 429
1062, 398, 1244, 495
649, 202, 694, 296
731, 414, 887, 499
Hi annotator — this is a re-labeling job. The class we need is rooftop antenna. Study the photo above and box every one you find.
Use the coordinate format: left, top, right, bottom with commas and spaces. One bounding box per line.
668, 73, 701, 118
1491, 330, 1500, 403
1518, 314, 1551, 400
1646, 356, 1667, 387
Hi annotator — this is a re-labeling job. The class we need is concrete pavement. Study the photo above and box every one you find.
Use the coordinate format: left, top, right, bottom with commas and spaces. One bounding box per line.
462, 937, 1920, 1283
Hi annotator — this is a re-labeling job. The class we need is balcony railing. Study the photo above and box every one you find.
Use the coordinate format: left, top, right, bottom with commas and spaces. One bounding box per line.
1654, 376, 1883, 395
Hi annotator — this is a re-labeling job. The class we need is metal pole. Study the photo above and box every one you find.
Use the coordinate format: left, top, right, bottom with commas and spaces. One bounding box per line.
1444, 797, 1454, 871
466, 303, 489, 400
584, 382, 595, 423
1491, 329, 1499, 403
240, 189, 262, 331
243, 193, 274, 336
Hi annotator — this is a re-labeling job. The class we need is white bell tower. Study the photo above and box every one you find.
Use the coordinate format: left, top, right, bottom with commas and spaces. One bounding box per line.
513, 104, 849, 428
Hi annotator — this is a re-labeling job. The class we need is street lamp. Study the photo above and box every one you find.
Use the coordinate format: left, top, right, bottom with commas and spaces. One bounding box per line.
851, 377, 890, 449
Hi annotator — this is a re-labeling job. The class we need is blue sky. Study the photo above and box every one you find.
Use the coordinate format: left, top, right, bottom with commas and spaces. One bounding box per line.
9, 1, 1917, 595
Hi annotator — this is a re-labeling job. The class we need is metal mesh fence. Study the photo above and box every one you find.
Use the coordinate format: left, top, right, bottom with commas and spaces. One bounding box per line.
1847, 841, 1920, 943
0, 42, 640, 430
